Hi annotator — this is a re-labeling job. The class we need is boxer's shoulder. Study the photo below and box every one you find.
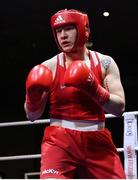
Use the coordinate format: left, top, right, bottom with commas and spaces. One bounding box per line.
41, 53, 60, 79
42, 54, 57, 68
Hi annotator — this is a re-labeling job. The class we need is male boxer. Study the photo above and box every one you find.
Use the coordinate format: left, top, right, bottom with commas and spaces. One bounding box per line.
24, 9, 126, 179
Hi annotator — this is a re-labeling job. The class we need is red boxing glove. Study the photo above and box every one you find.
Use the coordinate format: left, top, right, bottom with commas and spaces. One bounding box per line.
64, 60, 110, 105
25, 64, 53, 112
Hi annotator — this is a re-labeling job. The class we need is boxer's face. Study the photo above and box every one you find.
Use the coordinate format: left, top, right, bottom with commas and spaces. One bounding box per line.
56, 25, 77, 52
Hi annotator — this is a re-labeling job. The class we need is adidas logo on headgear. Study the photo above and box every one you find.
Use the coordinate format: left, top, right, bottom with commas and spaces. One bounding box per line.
54, 15, 65, 24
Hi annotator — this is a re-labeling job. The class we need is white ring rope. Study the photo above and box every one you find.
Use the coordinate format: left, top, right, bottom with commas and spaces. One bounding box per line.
0, 111, 138, 127
1, 147, 138, 161
0, 154, 41, 161
0, 119, 50, 127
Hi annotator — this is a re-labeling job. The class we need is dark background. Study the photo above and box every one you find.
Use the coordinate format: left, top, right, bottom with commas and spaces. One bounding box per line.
0, 0, 137, 178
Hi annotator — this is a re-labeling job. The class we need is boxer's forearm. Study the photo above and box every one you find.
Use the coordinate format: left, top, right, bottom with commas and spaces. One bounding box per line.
24, 101, 45, 121
102, 94, 125, 116
24, 92, 48, 121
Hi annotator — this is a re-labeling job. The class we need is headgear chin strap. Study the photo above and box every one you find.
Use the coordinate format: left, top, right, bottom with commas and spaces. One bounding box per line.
51, 9, 90, 52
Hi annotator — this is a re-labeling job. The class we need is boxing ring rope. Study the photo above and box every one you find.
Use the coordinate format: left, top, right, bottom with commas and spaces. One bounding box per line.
0, 111, 138, 127
0, 111, 138, 179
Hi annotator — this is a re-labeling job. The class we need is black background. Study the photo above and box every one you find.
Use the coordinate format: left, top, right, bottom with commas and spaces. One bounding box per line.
0, 0, 137, 178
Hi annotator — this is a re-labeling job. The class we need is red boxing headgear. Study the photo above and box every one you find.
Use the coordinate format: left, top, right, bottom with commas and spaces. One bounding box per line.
51, 9, 90, 52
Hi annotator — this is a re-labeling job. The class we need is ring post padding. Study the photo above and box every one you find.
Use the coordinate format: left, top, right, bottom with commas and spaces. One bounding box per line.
123, 112, 137, 179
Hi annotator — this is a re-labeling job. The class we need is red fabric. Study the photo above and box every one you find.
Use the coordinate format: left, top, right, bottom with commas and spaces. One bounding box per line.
49, 51, 106, 121
25, 64, 53, 112
40, 126, 126, 179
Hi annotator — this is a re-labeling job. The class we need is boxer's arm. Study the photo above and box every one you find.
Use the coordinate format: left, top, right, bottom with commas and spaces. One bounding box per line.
64, 60, 110, 105
24, 64, 52, 121
24, 57, 57, 121
24, 92, 48, 121
64, 56, 125, 116
101, 55, 125, 116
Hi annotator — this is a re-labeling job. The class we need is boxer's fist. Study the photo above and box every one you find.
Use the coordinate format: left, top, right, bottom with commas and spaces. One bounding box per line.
25, 64, 53, 111
64, 60, 109, 105
26, 64, 53, 94
64, 61, 93, 88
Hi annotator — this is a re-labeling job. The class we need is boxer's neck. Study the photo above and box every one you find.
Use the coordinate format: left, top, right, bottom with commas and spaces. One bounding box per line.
64, 47, 89, 64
